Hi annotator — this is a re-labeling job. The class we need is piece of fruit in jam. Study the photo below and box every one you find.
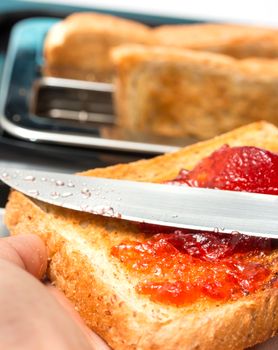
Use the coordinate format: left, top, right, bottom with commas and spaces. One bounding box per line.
167, 145, 278, 194
112, 146, 278, 306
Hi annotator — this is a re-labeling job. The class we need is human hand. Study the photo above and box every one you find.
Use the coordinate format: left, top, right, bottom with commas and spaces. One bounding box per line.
0, 234, 110, 350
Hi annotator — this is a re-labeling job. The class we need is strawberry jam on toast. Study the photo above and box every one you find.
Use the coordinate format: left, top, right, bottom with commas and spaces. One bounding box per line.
112, 146, 278, 306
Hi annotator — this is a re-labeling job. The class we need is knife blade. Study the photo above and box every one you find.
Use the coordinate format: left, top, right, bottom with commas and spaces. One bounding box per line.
0, 167, 277, 239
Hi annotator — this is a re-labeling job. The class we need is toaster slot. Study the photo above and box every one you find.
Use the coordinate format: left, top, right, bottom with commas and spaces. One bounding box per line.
31, 77, 114, 126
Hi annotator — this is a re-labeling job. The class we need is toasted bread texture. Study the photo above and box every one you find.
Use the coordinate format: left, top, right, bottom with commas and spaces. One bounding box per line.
5, 121, 278, 350
44, 17, 278, 83
44, 12, 152, 82
112, 45, 278, 139
154, 23, 278, 59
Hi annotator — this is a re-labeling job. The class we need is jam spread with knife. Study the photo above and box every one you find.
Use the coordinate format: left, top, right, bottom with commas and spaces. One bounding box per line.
112, 146, 278, 306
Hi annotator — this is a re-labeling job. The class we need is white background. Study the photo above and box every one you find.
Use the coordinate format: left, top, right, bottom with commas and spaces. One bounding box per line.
24, 0, 278, 27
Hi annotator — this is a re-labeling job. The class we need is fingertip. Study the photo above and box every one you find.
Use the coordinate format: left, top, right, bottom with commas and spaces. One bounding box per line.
0, 234, 48, 279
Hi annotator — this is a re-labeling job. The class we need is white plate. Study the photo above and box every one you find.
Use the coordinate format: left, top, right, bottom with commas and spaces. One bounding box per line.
0, 208, 276, 348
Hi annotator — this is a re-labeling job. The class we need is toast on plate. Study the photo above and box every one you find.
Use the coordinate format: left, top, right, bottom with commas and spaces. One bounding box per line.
4, 121, 278, 350
154, 23, 278, 59
44, 12, 152, 82
112, 45, 278, 139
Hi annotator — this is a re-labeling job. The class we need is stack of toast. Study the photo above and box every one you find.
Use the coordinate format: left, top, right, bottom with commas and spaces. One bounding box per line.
44, 14, 278, 82
44, 12, 278, 139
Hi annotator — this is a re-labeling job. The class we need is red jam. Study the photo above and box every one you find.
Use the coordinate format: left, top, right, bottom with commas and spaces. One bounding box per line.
111, 146, 278, 306
168, 145, 278, 194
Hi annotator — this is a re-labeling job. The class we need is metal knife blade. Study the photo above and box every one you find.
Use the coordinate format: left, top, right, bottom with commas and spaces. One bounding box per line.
0, 168, 277, 238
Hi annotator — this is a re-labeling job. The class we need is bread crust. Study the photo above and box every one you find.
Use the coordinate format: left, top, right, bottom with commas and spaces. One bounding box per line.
153, 23, 278, 59
44, 12, 152, 82
5, 121, 278, 350
112, 45, 278, 139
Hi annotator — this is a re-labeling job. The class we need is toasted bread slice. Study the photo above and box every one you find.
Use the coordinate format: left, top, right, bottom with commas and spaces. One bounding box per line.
112, 45, 278, 139
44, 12, 152, 82
154, 23, 278, 59
5, 121, 278, 350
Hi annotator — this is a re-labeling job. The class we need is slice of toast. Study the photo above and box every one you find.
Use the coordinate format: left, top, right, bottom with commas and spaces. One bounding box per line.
112, 45, 278, 139
44, 12, 152, 82
153, 23, 278, 59
5, 121, 278, 350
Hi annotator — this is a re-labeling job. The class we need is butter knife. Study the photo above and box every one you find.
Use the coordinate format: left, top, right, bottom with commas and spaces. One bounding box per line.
0, 168, 277, 238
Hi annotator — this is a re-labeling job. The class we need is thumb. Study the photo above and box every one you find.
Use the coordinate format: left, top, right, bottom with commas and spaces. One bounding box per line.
0, 234, 47, 279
